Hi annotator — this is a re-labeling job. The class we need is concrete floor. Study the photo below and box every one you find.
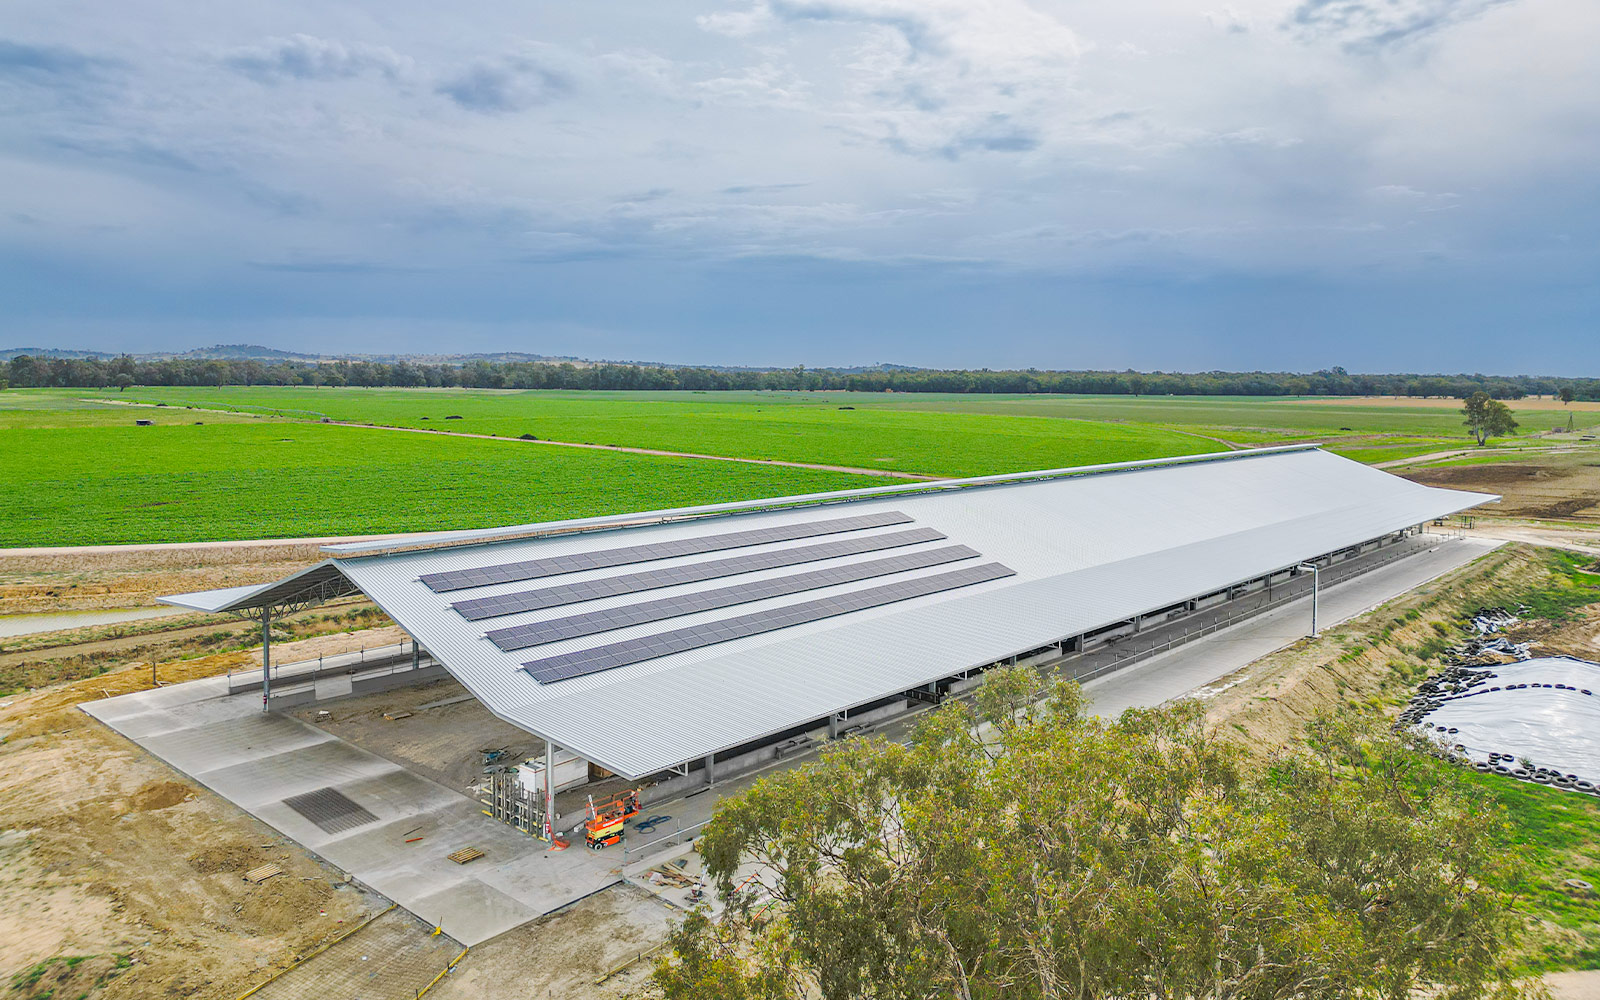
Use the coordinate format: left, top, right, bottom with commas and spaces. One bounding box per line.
82, 676, 622, 946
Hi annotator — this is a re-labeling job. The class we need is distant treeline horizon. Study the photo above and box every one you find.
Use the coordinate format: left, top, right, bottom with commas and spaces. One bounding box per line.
4, 354, 1598, 399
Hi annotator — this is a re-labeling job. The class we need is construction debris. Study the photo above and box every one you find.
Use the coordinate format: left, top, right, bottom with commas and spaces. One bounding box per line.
244, 864, 284, 884
647, 866, 701, 889
1470, 606, 1524, 634
383, 711, 413, 721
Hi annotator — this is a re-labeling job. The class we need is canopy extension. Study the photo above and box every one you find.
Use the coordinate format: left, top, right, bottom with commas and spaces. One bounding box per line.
160, 561, 362, 710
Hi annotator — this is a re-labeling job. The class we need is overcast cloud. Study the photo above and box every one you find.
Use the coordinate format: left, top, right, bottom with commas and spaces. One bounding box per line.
1, 0, 1595, 370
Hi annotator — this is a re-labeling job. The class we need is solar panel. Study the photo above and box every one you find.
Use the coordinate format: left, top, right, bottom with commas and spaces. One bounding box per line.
487, 544, 982, 651
421, 511, 914, 593
522, 561, 1016, 683
453, 526, 947, 621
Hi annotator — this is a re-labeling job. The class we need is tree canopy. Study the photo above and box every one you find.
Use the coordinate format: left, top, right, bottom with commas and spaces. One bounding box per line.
4, 352, 1596, 400
1462, 391, 1520, 446
657, 669, 1535, 1000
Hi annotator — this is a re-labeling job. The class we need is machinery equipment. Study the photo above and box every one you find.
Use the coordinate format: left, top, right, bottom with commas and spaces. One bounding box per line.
584, 789, 642, 849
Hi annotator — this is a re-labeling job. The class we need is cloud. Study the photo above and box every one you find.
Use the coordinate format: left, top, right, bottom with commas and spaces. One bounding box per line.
1287, 0, 1516, 49
721, 182, 810, 195
1204, 7, 1253, 34
436, 53, 569, 112
0, 38, 120, 85
249, 257, 427, 274
696, 0, 1080, 159
223, 34, 408, 82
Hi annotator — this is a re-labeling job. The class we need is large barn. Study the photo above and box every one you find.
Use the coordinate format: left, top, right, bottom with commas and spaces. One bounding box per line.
162, 445, 1494, 789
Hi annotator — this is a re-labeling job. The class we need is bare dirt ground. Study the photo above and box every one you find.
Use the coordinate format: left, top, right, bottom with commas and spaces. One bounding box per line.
0, 629, 437, 999
1465, 523, 1600, 557
1404, 453, 1600, 525
427, 884, 675, 1000
0, 602, 397, 699
1286, 396, 1600, 412
0, 544, 323, 615
291, 680, 541, 793
1548, 971, 1600, 1000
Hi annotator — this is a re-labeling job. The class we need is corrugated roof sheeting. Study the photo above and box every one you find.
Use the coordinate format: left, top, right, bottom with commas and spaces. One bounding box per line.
301, 448, 1496, 777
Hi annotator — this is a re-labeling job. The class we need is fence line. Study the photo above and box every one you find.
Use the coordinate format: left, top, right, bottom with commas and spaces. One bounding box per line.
622, 817, 712, 868
232, 639, 437, 695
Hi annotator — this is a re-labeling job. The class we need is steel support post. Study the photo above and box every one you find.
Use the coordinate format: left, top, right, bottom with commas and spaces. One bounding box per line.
544, 741, 556, 842
704, 754, 716, 789
1296, 563, 1320, 638
1311, 563, 1319, 637
261, 607, 272, 712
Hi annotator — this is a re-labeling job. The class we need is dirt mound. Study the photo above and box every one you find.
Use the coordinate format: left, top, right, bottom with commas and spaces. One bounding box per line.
130, 780, 192, 812
1416, 464, 1575, 486
187, 843, 265, 875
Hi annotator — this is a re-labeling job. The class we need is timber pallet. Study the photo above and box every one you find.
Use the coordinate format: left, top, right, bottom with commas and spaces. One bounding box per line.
447, 847, 485, 865
244, 864, 284, 884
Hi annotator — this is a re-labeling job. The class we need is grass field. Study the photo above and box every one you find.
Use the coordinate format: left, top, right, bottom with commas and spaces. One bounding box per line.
6, 386, 1597, 546
0, 397, 880, 546
76, 387, 1221, 477
82, 386, 1600, 467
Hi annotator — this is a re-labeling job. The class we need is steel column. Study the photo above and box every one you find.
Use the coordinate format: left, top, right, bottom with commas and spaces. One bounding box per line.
260, 607, 272, 712
544, 741, 556, 841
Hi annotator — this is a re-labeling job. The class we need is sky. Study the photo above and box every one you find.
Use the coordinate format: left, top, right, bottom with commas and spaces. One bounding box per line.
1, 0, 1596, 372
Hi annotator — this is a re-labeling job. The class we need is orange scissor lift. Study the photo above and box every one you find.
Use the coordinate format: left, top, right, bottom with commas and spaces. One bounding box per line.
584, 789, 642, 849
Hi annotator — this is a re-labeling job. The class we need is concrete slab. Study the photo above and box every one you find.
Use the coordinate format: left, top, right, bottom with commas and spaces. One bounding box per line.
83, 678, 622, 946
407, 881, 541, 947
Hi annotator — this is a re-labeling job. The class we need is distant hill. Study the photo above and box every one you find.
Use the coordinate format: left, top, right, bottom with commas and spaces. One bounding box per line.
172, 344, 321, 361
1, 342, 923, 372
0, 344, 321, 362
0, 346, 119, 360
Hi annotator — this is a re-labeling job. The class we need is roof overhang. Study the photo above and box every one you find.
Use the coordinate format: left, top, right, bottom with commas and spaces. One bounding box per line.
159, 560, 361, 616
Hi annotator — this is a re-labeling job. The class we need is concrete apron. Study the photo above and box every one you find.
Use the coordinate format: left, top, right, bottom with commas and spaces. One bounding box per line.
81, 678, 622, 946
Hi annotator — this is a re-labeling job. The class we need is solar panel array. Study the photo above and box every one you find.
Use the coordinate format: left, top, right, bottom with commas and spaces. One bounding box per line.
421, 511, 913, 593
486, 544, 982, 651
522, 561, 1016, 684
453, 526, 947, 621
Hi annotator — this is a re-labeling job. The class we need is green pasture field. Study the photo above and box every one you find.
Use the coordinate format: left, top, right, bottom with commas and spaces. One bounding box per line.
72, 386, 1219, 478
81, 386, 1597, 471
0, 404, 877, 546
6, 386, 1588, 546
1464, 772, 1600, 970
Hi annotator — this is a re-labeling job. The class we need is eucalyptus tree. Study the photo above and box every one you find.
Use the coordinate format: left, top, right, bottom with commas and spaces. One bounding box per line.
656, 669, 1535, 1000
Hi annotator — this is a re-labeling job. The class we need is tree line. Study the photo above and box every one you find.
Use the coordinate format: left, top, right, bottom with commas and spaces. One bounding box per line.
4, 353, 1597, 399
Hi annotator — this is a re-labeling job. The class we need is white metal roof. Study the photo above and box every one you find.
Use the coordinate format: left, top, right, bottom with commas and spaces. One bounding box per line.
169, 447, 1496, 778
